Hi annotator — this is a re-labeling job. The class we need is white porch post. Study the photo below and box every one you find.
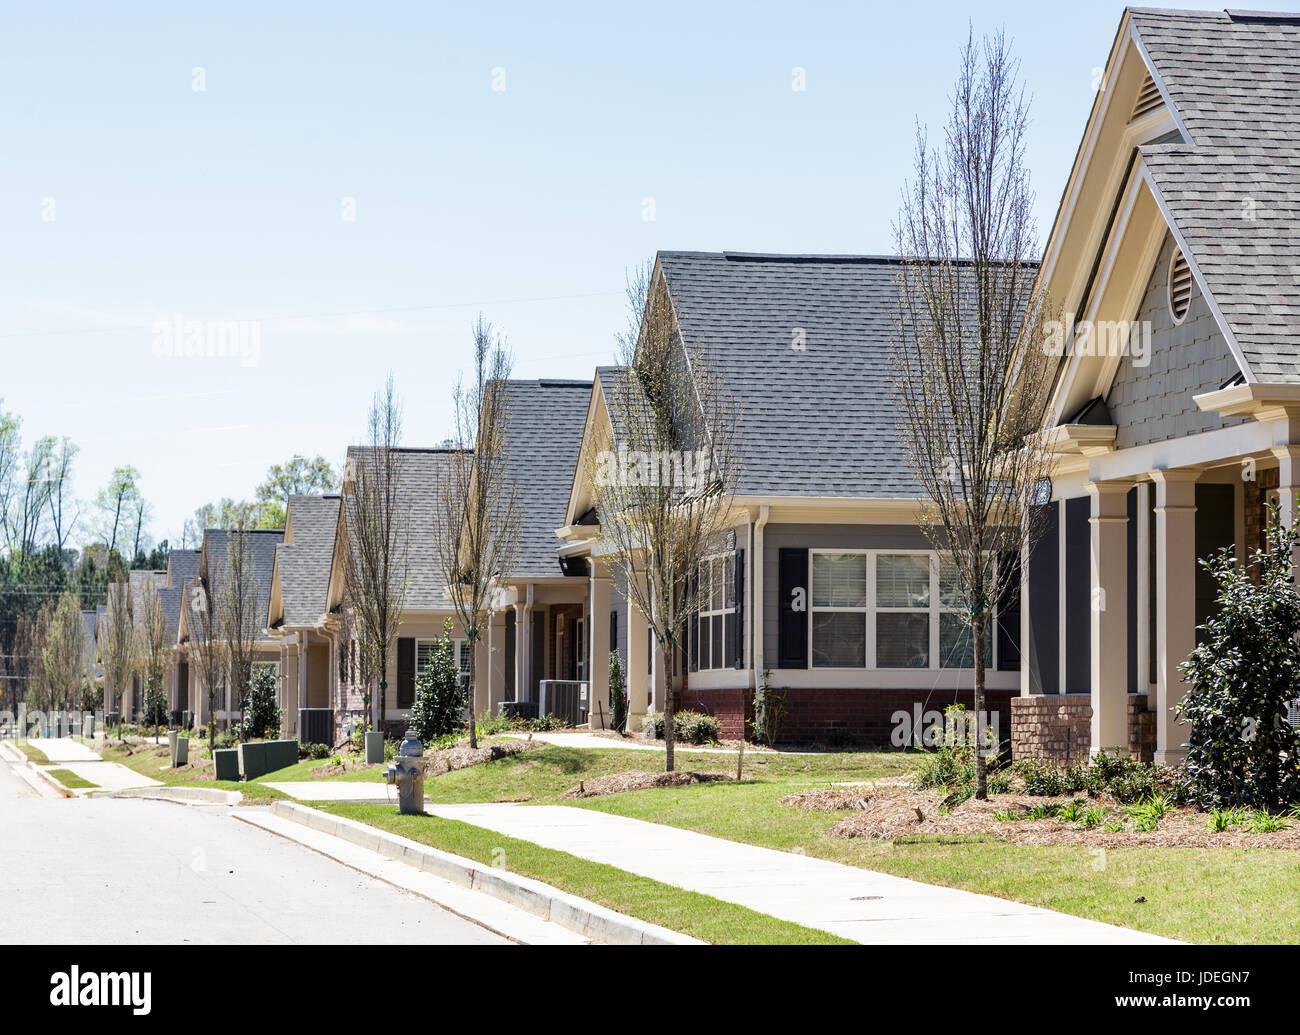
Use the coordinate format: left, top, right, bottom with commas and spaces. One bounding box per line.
588, 560, 611, 729
1152, 468, 1199, 765
1087, 479, 1132, 754
513, 601, 531, 703
627, 600, 650, 729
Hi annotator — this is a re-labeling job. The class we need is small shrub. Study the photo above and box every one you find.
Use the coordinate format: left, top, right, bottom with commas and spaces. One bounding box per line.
241, 665, 282, 741
641, 710, 722, 745
1208, 807, 1245, 832
608, 649, 628, 733
299, 743, 331, 760
1079, 805, 1107, 829
1248, 810, 1290, 833
529, 714, 566, 732
1014, 757, 1066, 797
476, 711, 513, 739
1056, 798, 1087, 823
411, 620, 467, 744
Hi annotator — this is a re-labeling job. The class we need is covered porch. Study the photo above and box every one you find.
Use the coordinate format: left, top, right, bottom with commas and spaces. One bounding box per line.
1018, 408, 1300, 765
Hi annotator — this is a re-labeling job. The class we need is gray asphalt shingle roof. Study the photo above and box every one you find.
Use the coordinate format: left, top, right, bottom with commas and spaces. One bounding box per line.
502, 380, 592, 578
1131, 8, 1300, 381
344, 448, 465, 611
275, 495, 341, 627
201, 529, 283, 643
656, 251, 926, 498
167, 549, 201, 589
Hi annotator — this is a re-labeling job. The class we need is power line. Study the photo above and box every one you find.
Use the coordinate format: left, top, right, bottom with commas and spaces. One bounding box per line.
0, 290, 623, 341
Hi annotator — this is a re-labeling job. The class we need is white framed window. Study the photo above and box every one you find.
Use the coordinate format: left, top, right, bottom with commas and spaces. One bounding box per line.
697, 553, 737, 670
875, 553, 932, 669
806, 549, 999, 671
417, 638, 471, 690
811, 552, 869, 668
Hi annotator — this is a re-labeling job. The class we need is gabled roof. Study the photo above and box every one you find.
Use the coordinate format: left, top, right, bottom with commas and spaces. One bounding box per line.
342, 448, 466, 612
1129, 8, 1300, 381
167, 549, 201, 589
271, 495, 341, 628
500, 380, 592, 578
656, 251, 929, 498
199, 529, 283, 643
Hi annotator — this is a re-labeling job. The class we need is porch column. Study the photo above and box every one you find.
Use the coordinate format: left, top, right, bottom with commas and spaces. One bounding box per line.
626, 600, 650, 730
299, 633, 310, 721
588, 560, 611, 730
1152, 468, 1199, 765
513, 602, 530, 703
1087, 479, 1131, 754
1272, 446, 1300, 581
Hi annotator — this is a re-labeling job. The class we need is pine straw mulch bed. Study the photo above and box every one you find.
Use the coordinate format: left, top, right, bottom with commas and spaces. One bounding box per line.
561, 770, 736, 800
781, 787, 1300, 849
422, 738, 542, 778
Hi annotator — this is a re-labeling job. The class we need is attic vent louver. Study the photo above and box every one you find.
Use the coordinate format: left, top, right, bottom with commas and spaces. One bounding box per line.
1168, 249, 1193, 324
1131, 73, 1164, 121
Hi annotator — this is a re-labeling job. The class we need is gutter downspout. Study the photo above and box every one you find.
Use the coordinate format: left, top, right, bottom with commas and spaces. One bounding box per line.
752, 506, 770, 710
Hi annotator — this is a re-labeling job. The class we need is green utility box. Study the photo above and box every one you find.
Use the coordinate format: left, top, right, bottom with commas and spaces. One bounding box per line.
213, 748, 240, 781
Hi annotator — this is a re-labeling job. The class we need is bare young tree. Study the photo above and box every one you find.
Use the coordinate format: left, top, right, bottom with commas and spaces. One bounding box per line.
101, 578, 136, 736
219, 521, 262, 732
436, 317, 521, 750
891, 28, 1055, 799
37, 592, 86, 713
586, 265, 740, 773
188, 573, 225, 750
134, 580, 170, 736
345, 376, 411, 733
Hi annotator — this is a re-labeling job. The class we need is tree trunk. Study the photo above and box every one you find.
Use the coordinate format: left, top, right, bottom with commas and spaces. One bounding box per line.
661, 640, 675, 773
973, 610, 988, 800
467, 646, 479, 750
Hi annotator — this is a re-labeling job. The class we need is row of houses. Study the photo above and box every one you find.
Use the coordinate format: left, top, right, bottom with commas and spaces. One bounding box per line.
88, 9, 1300, 763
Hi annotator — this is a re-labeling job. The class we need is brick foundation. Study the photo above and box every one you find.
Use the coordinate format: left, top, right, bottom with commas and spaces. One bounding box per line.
1010, 694, 1155, 764
680, 686, 1016, 748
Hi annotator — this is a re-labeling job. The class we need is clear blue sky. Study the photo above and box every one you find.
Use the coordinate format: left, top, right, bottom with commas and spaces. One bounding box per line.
0, 0, 1254, 547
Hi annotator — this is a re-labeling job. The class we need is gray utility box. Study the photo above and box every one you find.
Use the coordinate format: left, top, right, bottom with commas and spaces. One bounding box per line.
173, 737, 189, 768
213, 749, 240, 781
238, 740, 299, 780
364, 730, 385, 764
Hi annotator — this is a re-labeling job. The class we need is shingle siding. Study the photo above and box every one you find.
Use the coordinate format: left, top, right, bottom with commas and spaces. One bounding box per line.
1131, 8, 1300, 381
1107, 235, 1245, 449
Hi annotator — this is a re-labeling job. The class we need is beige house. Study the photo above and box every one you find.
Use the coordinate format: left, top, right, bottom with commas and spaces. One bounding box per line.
266, 495, 342, 743
176, 528, 283, 729
1013, 8, 1300, 765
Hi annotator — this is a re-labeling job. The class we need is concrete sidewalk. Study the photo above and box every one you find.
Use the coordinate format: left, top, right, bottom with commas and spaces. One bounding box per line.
16, 737, 161, 793
263, 780, 392, 803
425, 803, 1173, 945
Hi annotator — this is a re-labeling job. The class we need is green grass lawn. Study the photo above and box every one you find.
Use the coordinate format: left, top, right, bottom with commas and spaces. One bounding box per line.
407, 742, 1300, 944
322, 802, 848, 945
46, 768, 99, 790
15, 741, 50, 764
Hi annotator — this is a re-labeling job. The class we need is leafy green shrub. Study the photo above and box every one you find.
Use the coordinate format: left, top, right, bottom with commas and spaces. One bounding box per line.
411, 621, 466, 744
915, 705, 1009, 796
1126, 793, 1173, 832
608, 649, 628, 733
641, 710, 721, 745
240, 665, 281, 741
1079, 805, 1107, 829
299, 743, 331, 760
530, 714, 566, 732
1056, 798, 1087, 823
1180, 506, 1300, 811
476, 711, 513, 739
1013, 757, 1066, 796
142, 677, 167, 729
1207, 807, 1245, 832
213, 729, 239, 750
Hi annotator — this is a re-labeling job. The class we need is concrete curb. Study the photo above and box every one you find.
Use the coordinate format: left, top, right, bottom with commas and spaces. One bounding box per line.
28, 763, 74, 798
110, 786, 242, 806
269, 800, 700, 946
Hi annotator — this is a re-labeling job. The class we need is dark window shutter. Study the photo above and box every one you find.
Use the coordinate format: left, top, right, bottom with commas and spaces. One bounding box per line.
688, 568, 699, 673
731, 548, 745, 669
397, 637, 416, 708
996, 551, 1021, 671
610, 610, 619, 655
778, 548, 808, 670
